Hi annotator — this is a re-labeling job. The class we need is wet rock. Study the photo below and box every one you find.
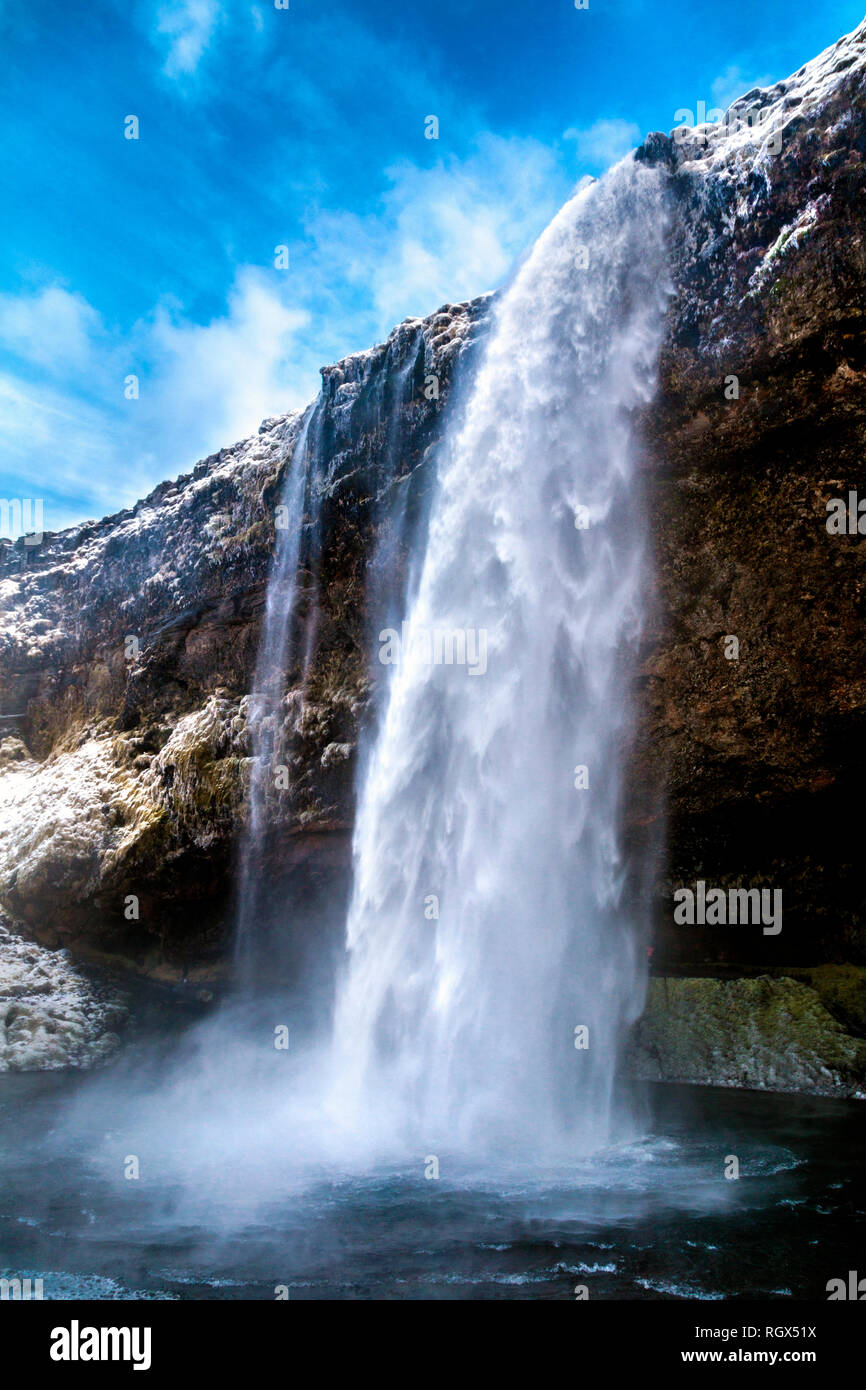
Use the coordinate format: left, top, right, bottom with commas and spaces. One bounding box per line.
628, 974, 866, 1097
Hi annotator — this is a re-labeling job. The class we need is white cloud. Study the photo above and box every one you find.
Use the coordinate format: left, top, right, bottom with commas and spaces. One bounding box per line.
143, 267, 312, 455
154, 0, 224, 79
562, 118, 642, 169
0, 373, 123, 522
710, 65, 774, 112
306, 135, 566, 335
0, 286, 102, 371
0, 271, 312, 527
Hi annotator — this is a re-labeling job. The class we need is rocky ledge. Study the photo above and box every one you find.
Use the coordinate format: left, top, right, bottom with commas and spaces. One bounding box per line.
0, 914, 127, 1071
629, 968, 866, 1097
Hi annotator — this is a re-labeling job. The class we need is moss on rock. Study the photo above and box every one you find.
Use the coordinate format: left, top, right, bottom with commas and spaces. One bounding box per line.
629, 974, 866, 1096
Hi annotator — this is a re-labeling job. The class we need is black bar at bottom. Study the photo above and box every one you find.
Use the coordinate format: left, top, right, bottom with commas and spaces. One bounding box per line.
5, 1298, 861, 1376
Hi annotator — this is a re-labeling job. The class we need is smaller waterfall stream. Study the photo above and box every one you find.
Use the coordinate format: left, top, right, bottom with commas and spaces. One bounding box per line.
233, 403, 323, 981
234, 339, 427, 985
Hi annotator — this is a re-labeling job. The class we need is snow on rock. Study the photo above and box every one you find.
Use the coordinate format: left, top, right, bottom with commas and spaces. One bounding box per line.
0, 734, 157, 918
672, 17, 866, 176
0, 916, 127, 1070
632, 14, 866, 381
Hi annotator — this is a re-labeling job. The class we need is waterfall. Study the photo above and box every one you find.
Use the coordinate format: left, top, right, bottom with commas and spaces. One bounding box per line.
234, 337, 426, 985
326, 157, 670, 1158
233, 403, 323, 980
34, 155, 672, 1234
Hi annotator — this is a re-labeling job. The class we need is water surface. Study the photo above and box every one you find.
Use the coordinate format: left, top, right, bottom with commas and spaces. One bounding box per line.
1, 1069, 860, 1300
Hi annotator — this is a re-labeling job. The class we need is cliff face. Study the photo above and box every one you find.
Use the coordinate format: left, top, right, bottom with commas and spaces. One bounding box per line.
0, 299, 489, 972
636, 20, 866, 968
1, 21, 865, 1017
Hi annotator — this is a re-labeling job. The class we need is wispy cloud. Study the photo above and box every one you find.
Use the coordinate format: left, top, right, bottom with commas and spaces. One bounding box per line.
0, 270, 310, 527
306, 135, 565, 335
0, 372, 123, 522
0, 128, 568, 530
141, 268, 312, 456
710, 64, 774, 110
153, 0, 225, 79
0, 286, 102, 371
562, 118, 643, 169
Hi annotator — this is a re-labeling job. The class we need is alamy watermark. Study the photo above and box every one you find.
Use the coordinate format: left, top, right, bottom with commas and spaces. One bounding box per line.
673, 880, 782, 935
826, 491, 866, 534
0, 498, 43, 545
379, 622, 488, 676
673, 101, 782, 155
827, 1270, 866, 1299
50, 1322, 152, 1371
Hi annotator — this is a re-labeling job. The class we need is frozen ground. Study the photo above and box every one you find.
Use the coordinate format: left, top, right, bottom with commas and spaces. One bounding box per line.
0, 916, 127, 1070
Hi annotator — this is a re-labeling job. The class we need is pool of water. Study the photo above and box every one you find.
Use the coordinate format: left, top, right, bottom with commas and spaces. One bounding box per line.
1, 1053, 862, 1300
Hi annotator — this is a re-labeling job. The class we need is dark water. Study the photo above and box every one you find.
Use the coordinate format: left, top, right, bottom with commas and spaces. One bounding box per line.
0, 1062, 862, 1300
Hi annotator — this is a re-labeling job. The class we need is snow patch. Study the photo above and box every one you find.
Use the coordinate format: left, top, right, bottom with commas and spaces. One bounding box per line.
0, 919, 127, 1070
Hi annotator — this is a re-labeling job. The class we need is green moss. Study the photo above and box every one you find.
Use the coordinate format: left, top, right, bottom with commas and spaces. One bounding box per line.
768, 271, 791, 303
221, 518, 272, 557
114, 802, 172, 871
633, 974, 866, 1095
773, 964, 866, 1037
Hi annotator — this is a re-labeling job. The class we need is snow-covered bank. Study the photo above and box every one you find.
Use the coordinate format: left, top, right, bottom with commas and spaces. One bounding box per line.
0, 916, 127, 1070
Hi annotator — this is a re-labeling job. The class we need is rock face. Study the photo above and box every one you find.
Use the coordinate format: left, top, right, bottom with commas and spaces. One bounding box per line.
634, 22, 866, 968
0, 23, 865, 1086
628, 971, 866, 1097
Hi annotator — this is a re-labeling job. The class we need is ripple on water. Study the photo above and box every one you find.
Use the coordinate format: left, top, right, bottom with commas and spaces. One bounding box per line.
0, 1269, 177, 1300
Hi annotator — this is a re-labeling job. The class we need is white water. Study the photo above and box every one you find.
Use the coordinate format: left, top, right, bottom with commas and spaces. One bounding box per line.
234, 404, 322, 978
327, 157, 670, 1158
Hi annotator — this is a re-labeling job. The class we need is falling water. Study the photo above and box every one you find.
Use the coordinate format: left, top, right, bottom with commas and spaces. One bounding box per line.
327, 157, 670, 1158
233, 403, 323, 980
234, 337, 427, 984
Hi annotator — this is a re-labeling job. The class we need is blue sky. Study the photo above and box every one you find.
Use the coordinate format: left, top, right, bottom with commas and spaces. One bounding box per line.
1, 0, 862, 531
